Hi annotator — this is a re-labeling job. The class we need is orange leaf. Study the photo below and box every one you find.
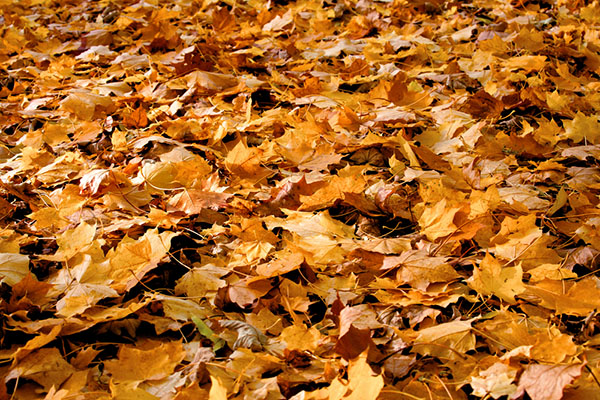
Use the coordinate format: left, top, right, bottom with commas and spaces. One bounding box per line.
123, 105, 148, 128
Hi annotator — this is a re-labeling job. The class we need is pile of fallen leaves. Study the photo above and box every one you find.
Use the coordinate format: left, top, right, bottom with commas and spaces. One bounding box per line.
2, 0, 600, 398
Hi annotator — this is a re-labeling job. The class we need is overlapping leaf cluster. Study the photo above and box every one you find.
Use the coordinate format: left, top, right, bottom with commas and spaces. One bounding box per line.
2, 0, 600, 398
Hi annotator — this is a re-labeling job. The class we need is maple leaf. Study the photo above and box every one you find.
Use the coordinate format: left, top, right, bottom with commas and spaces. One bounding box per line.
413, 319, 476, 360
512, 363, 584, 400
123, 105, 149, 128
167, 189, 232, 214
59, 91, 115, 121
209, 374, 229, 400
224, 140, 272, 183
470, 362, 518, 399
298, 171, 367, 211
328, 351, 383, 400
418, 198, 461, 241
103, 341, 186, 383
175, 264, 228, 300
9, 273, 53, 311
279, 324, 322, 353
467, 253, 525, 303
7, 0, 600, 397
563, 111, 600, 144
477, 310, 578, 363
0, 253, 29, 286
383, 251, 461, 290
107, 229, 177, 293
6, 348, 75, 391
524, 277, 600, 316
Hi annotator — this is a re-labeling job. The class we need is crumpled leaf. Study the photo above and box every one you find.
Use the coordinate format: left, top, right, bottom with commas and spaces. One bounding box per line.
219, 320, 268, 351
6, 0, 600, 397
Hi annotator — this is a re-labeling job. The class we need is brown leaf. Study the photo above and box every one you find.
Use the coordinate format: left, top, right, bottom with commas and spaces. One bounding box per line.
219, 320, 268, 351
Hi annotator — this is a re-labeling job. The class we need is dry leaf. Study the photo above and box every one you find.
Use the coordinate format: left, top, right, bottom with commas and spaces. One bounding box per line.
467, 253, 525, 303
4, 0, 600, 397
511, 363, 584, 400
219, 320, 268, 351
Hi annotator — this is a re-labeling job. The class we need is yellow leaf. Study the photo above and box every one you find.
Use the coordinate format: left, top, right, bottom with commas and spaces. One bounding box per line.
264, 209, 355, 239
470, 362, 518, 399
185, 70, 238, 91
514, 27, 545, 52
0, 253, 29, 286
525, 277, 600, 316
528, 263, 577, 282
103, 341, 186, 383
174, 264, 228, 300
167, 189, 232, 214
563, 112, 600, 144
111, 129, 128, 152
109, 381, 160, 400
414, 319, 476, 360
328, 351, 383, 400
383, 251, 460, 291
467, 253, 525, 303
299, 173, 367, 211
209, 374, 229, 400
280, 324, 321, 352
418, 198, 460, 241
59, 91, 115, 121
224, 140, 271, 183
546, 186, 568, 216
108, 229, 177, 293
545, 90, 570, 111
27, 207, 70, 231
503, 55, 546, 72
6, 348, 75, 391
52, 222, 96, 261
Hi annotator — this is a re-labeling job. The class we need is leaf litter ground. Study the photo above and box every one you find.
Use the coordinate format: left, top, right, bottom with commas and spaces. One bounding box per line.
1, 0, 600, 399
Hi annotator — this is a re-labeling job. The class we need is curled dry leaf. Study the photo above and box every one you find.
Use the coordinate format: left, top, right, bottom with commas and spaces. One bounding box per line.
219, 319, 268, 352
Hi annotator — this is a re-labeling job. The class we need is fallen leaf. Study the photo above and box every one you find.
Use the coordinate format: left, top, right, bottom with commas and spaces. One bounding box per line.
6, 348, 75, 391
0, 253, 29, 286
512, 363, 584, 400
413, 319, 476, 360
103, 341, 186, 383
219, 320, 267, 351
467, 253, 525, 303
524, 277, 600, 316
470, 362, 518, 399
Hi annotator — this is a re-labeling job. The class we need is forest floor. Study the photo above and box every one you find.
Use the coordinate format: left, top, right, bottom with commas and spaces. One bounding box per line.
1, 0, 600, 399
